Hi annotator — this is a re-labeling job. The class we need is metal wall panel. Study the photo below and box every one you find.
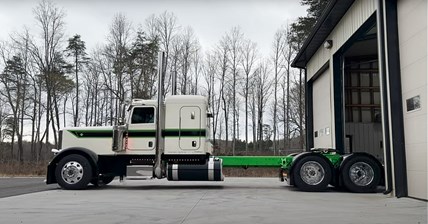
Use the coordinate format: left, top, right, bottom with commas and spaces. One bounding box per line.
307, 0, 376, 80
397, 0, 427, 200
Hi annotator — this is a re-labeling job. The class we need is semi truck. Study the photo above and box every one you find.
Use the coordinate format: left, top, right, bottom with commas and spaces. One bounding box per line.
46, 53, 382, 193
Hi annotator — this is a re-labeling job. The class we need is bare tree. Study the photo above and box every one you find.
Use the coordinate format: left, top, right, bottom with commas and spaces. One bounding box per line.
281, 27, 295, 152
216, 38, 230, 151
92, 46, 115, 125
11, 29, 41, 159
178, 27, 198, 95
254, 60, 272, 150
0, 55, 26, 162
271, 28, 286, 155
146, 11, 179, 96
0, 99, 7, 159
249, 78, 257, 151
225, 27, 243, 155
82, 54, 105, 126
169, 36, 181, 95
14, 29, 41, 161
202, 52, 218, 147
104, 13, 132, 124
0, 100, 8, 159
31, 0, 67, 147
288, 78, 305, 145
240, 39, 258, 154
191, 46, 202, 95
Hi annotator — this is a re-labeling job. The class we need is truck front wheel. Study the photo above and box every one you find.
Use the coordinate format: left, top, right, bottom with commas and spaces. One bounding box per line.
55, 154, 93, 190
292, 155, 332, 191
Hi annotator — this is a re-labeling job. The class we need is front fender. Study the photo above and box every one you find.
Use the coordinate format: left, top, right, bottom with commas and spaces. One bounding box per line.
46, 147, 98, 184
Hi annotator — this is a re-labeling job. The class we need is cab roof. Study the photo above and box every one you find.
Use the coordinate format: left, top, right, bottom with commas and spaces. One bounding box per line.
165, 95, 207, 105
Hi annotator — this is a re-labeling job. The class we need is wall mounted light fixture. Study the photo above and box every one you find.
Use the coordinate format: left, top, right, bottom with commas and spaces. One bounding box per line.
324, 40, 333, 49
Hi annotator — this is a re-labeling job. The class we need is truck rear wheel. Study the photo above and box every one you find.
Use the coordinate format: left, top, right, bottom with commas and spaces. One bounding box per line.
55, 154, 93, 190
341, 155, 381, 193
293, 155, 332, 191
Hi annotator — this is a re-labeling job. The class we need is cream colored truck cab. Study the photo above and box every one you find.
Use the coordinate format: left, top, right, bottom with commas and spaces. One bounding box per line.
59, 95, 212, 156
46, 95, 221, 190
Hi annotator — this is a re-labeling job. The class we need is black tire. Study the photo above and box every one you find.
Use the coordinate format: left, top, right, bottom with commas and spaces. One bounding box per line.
341, 155, 381, 193
91, 176, 115, 187
55, 154, 93, 190
292, 155, 332, 191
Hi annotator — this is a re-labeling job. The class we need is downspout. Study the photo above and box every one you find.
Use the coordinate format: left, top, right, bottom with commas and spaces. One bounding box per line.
304, 68, 311, 151
376, 0, 393, 195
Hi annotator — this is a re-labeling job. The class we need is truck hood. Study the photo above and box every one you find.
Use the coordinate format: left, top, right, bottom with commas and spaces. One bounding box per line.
62, 126, 113, 131
62, 126, 114, 138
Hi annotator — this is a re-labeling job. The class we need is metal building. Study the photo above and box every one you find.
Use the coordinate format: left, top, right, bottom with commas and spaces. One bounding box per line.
292, 0, 427, 200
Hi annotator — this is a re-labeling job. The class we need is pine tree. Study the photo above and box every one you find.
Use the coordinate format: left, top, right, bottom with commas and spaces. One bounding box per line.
128, 31, 159, 99
66, 34, 88, 127
290, 0, 329, 44
0, 56, 27, 162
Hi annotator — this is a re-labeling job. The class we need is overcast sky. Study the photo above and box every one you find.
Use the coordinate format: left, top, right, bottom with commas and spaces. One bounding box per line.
0, 0, 307, 57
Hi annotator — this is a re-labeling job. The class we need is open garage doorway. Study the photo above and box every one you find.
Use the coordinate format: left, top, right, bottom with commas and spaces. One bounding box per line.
334, 17, 385, 164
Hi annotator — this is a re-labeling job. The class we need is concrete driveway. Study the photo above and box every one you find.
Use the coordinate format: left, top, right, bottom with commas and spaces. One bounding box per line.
0, 178, 426, 224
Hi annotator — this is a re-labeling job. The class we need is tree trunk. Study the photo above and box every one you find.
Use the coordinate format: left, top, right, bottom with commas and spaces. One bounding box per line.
74, 53, 79, 127
252, 93, 256, 151
273, 67, 278, 155
286, 65, 290, 150
245, 87, 248, 155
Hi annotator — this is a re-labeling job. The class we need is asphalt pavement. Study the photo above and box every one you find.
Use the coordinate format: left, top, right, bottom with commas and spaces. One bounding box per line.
0, 177, 57, 198
0, 178, 426, 224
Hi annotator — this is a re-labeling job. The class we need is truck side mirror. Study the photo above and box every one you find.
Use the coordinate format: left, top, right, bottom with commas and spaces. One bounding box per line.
118, 102, 129, 125
207, 113, 213, 118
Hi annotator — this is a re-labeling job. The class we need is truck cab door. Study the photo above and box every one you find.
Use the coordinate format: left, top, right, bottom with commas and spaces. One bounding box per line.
179, 106, 201, 150
127, 106, 156, 152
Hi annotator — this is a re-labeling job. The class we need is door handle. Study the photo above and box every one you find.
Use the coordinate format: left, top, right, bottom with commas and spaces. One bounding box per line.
192, 141, 197, 147
148, 141, 153, 148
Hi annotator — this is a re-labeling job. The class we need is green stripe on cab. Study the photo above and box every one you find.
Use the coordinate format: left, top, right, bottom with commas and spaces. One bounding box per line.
67, 129, 207, 138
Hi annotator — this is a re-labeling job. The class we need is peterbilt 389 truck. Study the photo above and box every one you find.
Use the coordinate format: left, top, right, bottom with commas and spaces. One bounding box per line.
46, 53, 382, 193
46, 95, 225, 190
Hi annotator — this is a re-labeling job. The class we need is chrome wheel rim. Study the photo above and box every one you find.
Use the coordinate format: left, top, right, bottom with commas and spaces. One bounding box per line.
61, 161, 84, 184
300, 161, 325, 185
349, 162, 374, 186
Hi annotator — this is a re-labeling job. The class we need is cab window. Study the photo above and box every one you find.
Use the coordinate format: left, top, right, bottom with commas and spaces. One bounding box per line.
131, 107, 155, 124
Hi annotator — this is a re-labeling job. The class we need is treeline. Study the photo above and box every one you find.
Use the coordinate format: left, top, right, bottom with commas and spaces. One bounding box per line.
0, 0, 327, 162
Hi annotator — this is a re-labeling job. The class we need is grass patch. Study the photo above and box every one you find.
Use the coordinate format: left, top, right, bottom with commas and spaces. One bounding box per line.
0, 161, 48, 176
223, 167, 280, 177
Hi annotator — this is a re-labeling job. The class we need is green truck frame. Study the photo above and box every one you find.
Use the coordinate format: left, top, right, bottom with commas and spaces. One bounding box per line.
219, 149, 383, 193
